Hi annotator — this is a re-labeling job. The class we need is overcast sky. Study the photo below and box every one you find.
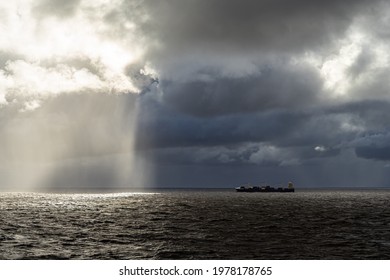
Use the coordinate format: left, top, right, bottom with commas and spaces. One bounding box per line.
2, 0, 390, 189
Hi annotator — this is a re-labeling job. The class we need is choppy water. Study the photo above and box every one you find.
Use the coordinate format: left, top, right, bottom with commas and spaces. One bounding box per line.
1, 189, 390, 259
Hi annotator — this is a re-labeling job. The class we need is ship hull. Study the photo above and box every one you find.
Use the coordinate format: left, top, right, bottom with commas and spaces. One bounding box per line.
235, 187, 295, 193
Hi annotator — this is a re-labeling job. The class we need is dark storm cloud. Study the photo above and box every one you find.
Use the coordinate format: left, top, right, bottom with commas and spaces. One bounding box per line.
136, 94, 390, 152
135, 93, 354, 168
160, 62, 322, 117
139, 0, 379, 58
355, 146, 390, 161
141, 144, 341, 167
135, 94, 390, 170
135, 94, 311, 150
350, 102, 390, 160
127, 0, 390, 171
339, 99, 390, 121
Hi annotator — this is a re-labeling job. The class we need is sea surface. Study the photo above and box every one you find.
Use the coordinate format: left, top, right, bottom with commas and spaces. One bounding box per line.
1, 188, 390, 259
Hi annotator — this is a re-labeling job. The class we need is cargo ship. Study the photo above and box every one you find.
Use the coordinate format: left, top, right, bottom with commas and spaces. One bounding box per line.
235, 182, 294, 192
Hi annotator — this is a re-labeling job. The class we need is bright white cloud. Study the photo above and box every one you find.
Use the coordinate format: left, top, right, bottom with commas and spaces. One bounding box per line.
3, 60, 104, 100
302, 19, 390, 103
314, 146, 327, 152
0, 0, 144, 110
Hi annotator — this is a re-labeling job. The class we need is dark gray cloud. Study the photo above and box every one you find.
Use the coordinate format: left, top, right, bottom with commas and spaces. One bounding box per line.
135, 94, 356, 169
133, 90, 390, 188
354, 1, 390, 41
135, 94, 309, 150
129, 0, 390, 183
137, 0, 380, 61
136, 94, 390, 153
159, 62, 322, 117
347, 47, 375, 80
356, 146, 390, 161
140, 144, 341, 168
145, 149, 390, 188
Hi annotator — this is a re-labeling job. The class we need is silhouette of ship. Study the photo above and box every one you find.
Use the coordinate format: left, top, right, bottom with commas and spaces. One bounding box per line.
235, 182, 294, 192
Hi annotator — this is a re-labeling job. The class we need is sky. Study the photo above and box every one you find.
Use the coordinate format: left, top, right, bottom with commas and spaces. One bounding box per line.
2, 0, 390, 189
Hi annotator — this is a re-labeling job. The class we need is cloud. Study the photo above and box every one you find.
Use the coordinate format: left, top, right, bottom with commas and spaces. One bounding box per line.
2, 0, 390, 188
355, 145, 390, 161
159, 61, 323, 117
141, 0, 378, 55
0, 0, 145, 110
353, 128, 390, 161
135, 95, 309, 150
3, 60, 104, 99
33, 0, 82, 18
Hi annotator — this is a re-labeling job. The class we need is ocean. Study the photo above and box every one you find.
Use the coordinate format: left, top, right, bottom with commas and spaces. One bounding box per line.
1, 188, 390, 259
